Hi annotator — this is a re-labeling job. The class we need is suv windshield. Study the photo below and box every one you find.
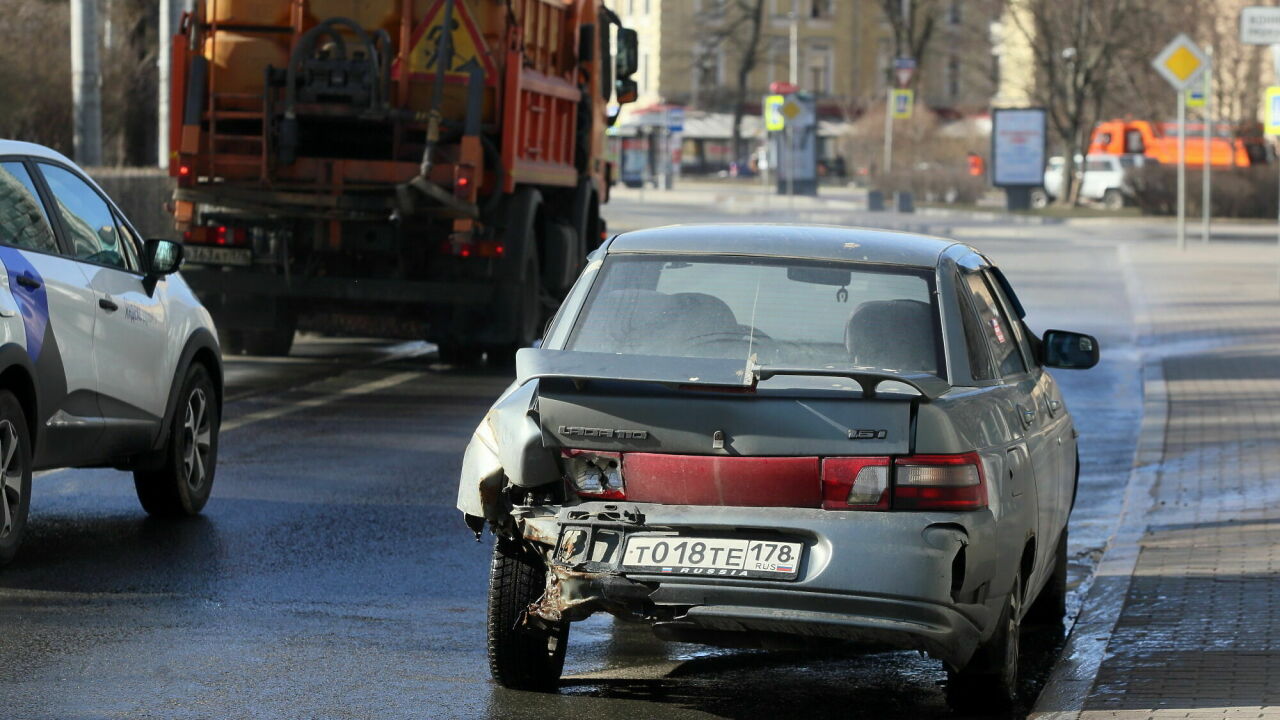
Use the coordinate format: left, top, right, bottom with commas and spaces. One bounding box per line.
566, 254, 942, 375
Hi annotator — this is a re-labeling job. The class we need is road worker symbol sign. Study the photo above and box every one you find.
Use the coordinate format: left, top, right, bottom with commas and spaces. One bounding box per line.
764, 95, 786, 131
401, 0, 498, 85
1152, 34, 1207, 90
1266, 87, 1280, 136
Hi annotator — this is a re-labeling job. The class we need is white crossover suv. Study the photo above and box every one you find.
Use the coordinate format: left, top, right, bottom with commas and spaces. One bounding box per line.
0, 140, 222, 564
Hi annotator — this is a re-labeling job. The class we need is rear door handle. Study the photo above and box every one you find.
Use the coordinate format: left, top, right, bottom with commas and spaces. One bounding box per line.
16, 273, 41, 290
1016, 403, 1036, 427
99, 297, 119, 312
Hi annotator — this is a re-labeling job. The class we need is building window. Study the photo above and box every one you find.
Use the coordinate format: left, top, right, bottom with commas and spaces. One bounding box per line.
949, 0, 961, 25
947, 55, 960, 98
811, 0, 833, 19
806, 43, 832, 94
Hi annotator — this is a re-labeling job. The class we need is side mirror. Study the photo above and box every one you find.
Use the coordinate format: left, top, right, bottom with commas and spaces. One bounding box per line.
615, 78, 638, 105
146, 238, 184, 276
1041, 329, 1099, 369
615, 27, 638, 78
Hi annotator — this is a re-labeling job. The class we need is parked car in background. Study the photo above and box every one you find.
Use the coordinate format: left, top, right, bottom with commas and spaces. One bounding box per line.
0, 140, 222, 565
457, 224, 1100, 711
1034, 154, 1146, 210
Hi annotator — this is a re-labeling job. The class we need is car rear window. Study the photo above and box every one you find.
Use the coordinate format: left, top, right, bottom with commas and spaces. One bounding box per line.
566, 254, 943, 375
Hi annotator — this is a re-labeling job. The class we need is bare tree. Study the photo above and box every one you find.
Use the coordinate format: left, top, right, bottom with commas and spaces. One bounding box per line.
689, 0, 767, 164
1009, 0, 1142, 205
878, 0, 943, 87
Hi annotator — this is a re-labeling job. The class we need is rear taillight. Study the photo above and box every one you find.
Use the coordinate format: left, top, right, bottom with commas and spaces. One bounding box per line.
821, 457, 890, 510
893, 452, 986, 511
562, 450, 625, 500
821, 452, 986, 511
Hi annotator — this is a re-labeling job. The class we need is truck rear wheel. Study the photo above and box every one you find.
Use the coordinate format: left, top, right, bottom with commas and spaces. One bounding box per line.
239, 327, 296, 357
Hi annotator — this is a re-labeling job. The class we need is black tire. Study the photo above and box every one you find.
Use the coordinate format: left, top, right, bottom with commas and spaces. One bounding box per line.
1030, 189, 1051, 209
134, 364, 219, 517
0, 391, 32, 566
1102, 189, 1125, 210
1026, 529, 1068, 629
239, 326, 296, 357
436, 342, 484, 367
487, 538, 568, 691
947, 569, 1022, 712
485, 253, 542, 368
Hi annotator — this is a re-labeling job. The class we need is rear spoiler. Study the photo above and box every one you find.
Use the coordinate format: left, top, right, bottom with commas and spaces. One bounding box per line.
751, 367, 950, 401
516, 349, 951, 401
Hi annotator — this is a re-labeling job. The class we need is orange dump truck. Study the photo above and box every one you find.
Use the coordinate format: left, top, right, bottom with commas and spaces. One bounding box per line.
1088, 119, 1261, 168
168, 0, 638, 359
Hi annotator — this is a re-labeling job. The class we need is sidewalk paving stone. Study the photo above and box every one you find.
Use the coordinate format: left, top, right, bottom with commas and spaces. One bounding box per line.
1060, 241, 1280, 719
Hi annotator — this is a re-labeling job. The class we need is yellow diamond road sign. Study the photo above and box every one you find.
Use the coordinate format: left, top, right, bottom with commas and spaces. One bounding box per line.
781, 100, 801, 120
1152, 33, 1207, 90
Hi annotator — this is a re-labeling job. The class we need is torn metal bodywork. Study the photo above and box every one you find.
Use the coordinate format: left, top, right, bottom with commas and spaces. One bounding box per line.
526, 504, 657, 624
457, 379, 562, 536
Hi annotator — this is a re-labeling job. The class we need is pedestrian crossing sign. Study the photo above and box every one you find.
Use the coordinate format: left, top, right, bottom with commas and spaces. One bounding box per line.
891, 89, 914, 119
764, 94, 786, 131
1266, 86, 1280, 136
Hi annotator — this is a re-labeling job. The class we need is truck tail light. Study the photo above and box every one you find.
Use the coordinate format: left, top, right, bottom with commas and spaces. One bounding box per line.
893, 452, 987, 511
562, 450, 624, 500
454, 164, 476, 200
821, 457, 890, 510
214, 225, 248, 246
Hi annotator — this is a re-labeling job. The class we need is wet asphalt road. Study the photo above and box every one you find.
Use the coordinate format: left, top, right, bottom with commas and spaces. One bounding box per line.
0, 190, 1142, 719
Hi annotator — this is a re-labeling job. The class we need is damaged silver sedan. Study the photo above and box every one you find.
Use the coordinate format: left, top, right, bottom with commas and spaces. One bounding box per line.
457, 224, 1099, 710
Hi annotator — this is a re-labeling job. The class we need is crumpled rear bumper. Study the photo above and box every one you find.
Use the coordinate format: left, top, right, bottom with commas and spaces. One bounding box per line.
523, 501, 1002, 667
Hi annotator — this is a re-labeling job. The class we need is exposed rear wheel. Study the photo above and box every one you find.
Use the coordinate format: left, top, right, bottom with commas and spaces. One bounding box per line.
134, 364, 219, 517
487, 538, 568, 691
0, 391, 32, 566
947, 569, 1022, 712
1102, 189, 1125, 210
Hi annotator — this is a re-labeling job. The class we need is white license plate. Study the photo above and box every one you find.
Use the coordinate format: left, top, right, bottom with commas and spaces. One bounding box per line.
185, 245, 252, 266
621, 535, 803, 580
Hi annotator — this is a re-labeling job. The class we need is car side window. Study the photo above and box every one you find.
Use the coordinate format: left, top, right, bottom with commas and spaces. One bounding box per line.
0, 161, 61, 255
37, 163, 129, 271
962, 271, 1026, 377
985, 269, 1038, 370
954, 277, 995, 381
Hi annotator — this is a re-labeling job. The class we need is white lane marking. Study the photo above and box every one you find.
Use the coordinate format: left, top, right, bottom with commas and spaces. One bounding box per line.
221, 371, 421, 433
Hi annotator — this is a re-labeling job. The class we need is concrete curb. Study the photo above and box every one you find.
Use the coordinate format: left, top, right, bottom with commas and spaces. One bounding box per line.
1028, 243, 1167, 718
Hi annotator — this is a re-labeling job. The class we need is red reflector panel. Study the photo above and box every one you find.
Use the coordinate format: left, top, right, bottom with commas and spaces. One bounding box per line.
622, 454, 820, 507
893, 452, 987, 511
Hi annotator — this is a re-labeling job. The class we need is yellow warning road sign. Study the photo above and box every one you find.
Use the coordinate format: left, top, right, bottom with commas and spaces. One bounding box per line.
403, 0, 497, 84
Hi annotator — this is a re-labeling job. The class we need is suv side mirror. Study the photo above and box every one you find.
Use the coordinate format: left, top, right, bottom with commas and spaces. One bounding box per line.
615, 78, 638, 105
615, 28, 638, 79
146, 238, 184, 276
1042, 329, 1099, 369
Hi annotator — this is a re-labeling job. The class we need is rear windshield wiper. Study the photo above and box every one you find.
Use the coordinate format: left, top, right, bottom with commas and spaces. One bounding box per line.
751, 367, 950, 401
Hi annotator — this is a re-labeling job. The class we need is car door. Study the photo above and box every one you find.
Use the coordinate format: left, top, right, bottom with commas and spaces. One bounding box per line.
960, 270, 1047, 564
34, 162, 169, 459
985, 268, 1062, 578
0, 158, 104, 467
